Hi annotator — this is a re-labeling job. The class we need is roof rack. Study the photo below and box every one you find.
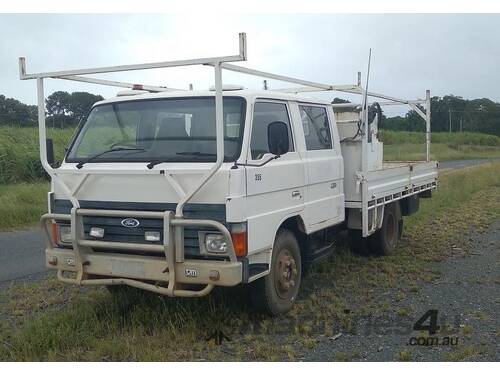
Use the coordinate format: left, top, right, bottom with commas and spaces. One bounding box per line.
19, 32, 431, 217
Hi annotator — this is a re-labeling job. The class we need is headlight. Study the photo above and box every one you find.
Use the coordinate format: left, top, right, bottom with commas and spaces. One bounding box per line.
58, 224, 72, 244
205, 233, 228, 253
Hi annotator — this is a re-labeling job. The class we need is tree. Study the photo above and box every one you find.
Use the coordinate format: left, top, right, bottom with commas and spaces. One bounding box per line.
384, 115, 408, 131
69, 92, 104, 122
44, 91, 103, 128
46, 91, 71, 117
0, 94, 37, 126
382, 95, 499, 136
45, 91, 72, 128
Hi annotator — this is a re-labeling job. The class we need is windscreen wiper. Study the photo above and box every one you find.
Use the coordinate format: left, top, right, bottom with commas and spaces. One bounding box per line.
75, 147, 145, 169
146, 152, 218, 169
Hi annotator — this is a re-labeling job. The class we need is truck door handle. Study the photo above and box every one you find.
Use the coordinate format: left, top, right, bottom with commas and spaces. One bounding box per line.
330, 182, 337, 189
292, 190, 301, 198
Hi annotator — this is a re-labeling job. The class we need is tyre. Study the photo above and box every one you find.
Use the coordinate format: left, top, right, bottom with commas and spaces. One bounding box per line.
250, 229, 302, 316
348, 229, 370, 255
369, 202, 402, 255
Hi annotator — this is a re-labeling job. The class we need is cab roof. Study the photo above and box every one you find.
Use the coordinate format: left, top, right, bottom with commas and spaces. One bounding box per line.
93, 89, 333, 108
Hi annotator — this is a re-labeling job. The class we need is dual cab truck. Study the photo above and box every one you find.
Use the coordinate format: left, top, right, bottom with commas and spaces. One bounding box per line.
20, 33, 438, 315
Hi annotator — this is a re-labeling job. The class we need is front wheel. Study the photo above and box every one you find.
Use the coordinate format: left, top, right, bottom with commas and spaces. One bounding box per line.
250, 229, 302, 316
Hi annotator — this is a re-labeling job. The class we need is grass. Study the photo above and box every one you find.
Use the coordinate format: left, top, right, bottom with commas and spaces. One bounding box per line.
0, 182, 49, 231
0, 127, 499, 231
0, 126, 499, 184
384, 143, 500, 161
398, 350, 411, 361
0, 162, 498, 361
380, 130, 500, 161
381, 130, 500, 161
0, 126, 75, 184
379, 130, 500, 147
443, 345, 490, 361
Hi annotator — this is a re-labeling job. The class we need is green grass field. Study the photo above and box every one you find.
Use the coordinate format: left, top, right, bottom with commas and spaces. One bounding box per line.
0, 126, 75, 184
0, 127, 499, 184
383, 143, 500, 161
0, 182, 49, 231
379, 130, 500, 161
379, 130, 500, 146
0, 162, 498, 361
0, 126, 499, 231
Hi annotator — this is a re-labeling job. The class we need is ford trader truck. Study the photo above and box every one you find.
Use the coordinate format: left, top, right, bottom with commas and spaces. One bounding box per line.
19, 33, 438, 315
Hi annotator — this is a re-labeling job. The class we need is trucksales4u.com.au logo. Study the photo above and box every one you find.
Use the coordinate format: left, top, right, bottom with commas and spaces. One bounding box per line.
205, 309, 462, 347
345, 309, 461, 346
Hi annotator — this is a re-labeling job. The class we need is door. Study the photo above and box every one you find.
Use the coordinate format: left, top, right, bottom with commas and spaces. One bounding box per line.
294, 103, 344, 232
245, 100, 306, 253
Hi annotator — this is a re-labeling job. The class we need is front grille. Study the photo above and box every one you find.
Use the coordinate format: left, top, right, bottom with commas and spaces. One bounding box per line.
54, 200, 227, 258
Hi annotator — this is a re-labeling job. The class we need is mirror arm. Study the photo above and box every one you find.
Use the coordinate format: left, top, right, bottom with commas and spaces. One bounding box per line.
231, 154, 281, 169
46, 138, 57, 168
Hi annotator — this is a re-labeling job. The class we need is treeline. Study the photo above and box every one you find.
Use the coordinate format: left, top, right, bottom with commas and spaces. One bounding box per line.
383, 95, 500, 136
0, 91, 103, 128
1, 92, 499, 136
0, 95, 37, 127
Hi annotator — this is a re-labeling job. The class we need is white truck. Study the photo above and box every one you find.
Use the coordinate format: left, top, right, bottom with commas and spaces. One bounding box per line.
20, 33, 438, 315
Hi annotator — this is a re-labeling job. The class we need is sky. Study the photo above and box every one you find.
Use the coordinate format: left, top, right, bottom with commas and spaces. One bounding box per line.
1, 14, 500, 116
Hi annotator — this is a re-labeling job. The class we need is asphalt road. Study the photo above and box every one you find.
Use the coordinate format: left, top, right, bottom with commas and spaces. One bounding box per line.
0, 158, 497, 284
438, 158, 499, 170
0, 228, 46, 283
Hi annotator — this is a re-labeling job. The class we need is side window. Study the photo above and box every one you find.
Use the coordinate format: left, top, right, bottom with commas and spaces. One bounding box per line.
299, 105, 333, 150
250, 102, 294, 159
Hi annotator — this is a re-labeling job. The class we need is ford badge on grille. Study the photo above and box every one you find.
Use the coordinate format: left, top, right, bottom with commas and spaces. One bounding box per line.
121, 218, 140, 228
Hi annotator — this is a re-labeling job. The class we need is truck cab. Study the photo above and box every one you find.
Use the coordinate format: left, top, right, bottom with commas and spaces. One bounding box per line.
46, 89, 346, 313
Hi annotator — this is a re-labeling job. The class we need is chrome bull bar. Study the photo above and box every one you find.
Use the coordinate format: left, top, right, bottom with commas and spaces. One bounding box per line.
40, 208, 240, 297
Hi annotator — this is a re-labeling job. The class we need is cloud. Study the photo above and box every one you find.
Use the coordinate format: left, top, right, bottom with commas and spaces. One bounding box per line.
1, 14, 500, 117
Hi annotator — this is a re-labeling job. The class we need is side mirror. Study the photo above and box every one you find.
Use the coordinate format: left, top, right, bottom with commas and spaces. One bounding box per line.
267, 121, 289, 156
46, 138, 56, 167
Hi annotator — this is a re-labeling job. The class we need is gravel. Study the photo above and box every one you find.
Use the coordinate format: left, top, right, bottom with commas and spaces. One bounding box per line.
302, 221, 500, 361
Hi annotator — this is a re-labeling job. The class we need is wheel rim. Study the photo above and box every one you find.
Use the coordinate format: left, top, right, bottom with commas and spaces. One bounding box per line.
274, 248, 299, 300
385, 212, 397, 247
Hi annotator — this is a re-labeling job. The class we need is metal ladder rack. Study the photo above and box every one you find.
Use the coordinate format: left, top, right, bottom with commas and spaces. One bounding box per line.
19, 32, 431, 216
20, 32, 435, 291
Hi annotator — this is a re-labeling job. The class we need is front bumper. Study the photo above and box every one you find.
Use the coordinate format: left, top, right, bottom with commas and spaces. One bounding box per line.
41, 209, 242, 297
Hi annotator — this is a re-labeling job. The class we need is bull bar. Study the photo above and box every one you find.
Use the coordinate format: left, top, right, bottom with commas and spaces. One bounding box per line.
41, 208, 242, 297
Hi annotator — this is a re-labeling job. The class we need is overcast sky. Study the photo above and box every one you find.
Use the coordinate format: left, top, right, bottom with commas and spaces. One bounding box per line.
1, 14, 499, 116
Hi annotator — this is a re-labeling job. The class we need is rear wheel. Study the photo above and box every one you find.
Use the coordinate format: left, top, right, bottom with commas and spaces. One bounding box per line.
250, 229, 301, 316
369, 202, 402, 255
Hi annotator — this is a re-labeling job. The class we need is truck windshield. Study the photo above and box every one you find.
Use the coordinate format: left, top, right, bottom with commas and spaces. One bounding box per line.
66, 97, 246, 163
